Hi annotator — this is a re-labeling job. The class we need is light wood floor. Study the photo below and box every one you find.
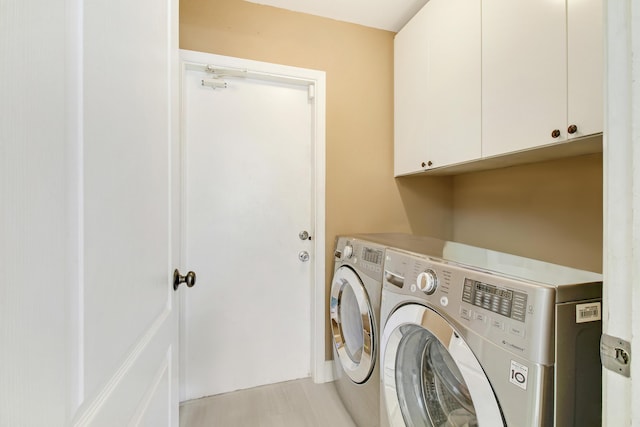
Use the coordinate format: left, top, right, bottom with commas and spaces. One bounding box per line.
179, 378, 357, 427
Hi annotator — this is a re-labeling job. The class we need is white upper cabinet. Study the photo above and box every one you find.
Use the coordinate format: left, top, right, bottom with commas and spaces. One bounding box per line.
425, 0, 482, 170
482, 0, 567, 157
394, 0, 603, 175
567, 0, 603, 139
394, 5, 429, 176
394, 0, 481, 176
482, 0, 603, 157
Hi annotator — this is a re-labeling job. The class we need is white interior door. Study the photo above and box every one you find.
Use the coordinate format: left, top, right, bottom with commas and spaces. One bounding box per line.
1, 0, 180, 425
74, 0, 180, 424
179, 53, 323, 400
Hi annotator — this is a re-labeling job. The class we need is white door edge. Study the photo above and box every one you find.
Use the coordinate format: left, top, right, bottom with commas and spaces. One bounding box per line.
177, 49, 327, 388
602, 1, 638, 425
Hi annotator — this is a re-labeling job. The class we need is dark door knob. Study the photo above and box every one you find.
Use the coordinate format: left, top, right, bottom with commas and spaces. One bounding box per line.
551, 129, 561, 138
173, 269, 196, 291
568, 124, 578, 134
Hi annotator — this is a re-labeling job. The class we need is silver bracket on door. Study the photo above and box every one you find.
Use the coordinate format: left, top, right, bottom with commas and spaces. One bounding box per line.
600, 333, 631, 377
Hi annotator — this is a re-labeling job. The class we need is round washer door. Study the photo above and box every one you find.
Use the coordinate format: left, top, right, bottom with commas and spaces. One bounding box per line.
330, 265, 376, 384
381, 303, 505, 427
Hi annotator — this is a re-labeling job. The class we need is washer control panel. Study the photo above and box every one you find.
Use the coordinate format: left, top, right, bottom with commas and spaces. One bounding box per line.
383, 248, 557, 365
462, 278, 528, 322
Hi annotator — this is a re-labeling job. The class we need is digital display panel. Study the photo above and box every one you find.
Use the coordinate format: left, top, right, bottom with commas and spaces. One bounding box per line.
475, 282, 513, 300
362, 247, 383, 265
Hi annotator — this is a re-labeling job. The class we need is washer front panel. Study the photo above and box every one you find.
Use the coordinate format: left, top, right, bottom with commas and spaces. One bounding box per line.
330, 265, 375, 384
381, 303, 505, 427
381, 248, 559, 426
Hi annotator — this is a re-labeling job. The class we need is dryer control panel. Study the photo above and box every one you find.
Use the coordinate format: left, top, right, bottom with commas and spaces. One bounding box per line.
334, 237, 385, 281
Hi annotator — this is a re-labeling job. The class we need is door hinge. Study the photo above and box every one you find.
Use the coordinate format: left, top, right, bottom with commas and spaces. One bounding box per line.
308, 84, 315, 100
600, 333, 631, 377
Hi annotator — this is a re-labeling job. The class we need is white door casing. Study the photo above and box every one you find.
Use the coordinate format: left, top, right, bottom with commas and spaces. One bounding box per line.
178, 50, 327, 401
602, 1, 639, 426
1, 0, 180, 425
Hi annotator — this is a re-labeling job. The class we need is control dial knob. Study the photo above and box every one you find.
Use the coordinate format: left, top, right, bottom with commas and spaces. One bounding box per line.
416, 269, 438, 295
342, 244, 354, 259
334, 244, 354, 261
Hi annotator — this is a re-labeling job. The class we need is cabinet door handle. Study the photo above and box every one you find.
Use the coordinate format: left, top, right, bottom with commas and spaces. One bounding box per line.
551, 129, 561, 138
421, 161, 427, 168
421, 161, 433, 168
568, 124, 578, 134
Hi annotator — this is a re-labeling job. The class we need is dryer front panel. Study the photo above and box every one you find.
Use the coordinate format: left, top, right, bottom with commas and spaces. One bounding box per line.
381, 303, 505, 427
330, 265, 376, 384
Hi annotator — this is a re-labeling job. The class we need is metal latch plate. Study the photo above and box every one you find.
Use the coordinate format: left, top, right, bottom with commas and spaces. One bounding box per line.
600, 333, 631, 377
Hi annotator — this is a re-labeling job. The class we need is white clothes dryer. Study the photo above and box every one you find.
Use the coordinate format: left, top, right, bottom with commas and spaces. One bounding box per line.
379, 244, 603, 427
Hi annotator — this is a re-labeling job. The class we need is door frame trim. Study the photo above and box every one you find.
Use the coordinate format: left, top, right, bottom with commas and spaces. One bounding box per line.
177, 49, 327, 388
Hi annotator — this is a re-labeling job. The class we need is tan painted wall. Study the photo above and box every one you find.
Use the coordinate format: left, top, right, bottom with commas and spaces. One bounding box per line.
179, 0, 453, 360
452, 153, 603, 273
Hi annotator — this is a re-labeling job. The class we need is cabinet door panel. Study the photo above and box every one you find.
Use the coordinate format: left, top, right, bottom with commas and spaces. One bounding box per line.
425, 0, 481, 168
394, 0, 481, 176
482, 0, 567, 157
568, 0, 603, 138
394, 6, 429, 176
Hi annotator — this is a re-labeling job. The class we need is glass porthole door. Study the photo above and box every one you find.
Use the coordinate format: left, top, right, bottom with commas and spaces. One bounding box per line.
381, 304, 505, 426
330, 266, 376, 384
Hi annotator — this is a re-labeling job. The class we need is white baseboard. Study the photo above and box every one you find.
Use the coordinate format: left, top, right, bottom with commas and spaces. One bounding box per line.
312, 360, 335, 384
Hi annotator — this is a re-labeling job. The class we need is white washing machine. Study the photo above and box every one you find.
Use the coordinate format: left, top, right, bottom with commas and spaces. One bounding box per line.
379, 244, 603, 427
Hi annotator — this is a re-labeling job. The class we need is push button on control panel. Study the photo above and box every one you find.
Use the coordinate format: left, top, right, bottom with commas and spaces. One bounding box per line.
509, 324, 526, 338
491, 319, 504, 330
460, 307, 472, 320
511, 293, 528, 322
473, 312, 488, 323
